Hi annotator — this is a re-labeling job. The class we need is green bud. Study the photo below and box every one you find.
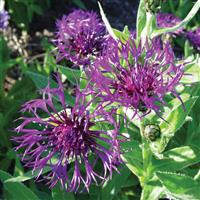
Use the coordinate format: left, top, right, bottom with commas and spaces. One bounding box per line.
144, 124, 161, 141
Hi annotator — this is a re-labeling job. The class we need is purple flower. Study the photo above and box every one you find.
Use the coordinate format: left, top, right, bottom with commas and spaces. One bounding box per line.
187, 28, 200, 51
0, 10, 9, 30
14, 74, 123, 192
156, 13, 183, 36
86, 36, 184, 118
55, 10, 108, 66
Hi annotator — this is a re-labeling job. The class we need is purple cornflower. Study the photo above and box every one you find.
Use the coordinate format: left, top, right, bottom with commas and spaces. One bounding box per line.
0, 9, 9, 30
14, 74, 123, 192
187, 28, 200, 51
55, 10, 108, 66
156, 13, 183, 36
86, 36, 184, 118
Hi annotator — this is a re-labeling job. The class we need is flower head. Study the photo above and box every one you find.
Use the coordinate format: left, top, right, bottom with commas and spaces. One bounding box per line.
14, 74, 122, 192
86, 36, 184, 118
156, 13, 183, 36
187, 28, 200, 51
0, 10, 9, 30
55, 10, 108, 66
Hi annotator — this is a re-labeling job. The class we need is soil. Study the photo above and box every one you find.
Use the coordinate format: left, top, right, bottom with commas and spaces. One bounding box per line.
30, 0, 139, 33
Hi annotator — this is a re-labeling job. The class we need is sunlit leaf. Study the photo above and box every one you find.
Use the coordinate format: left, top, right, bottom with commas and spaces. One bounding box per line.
157, 172, 200, 200
58, 65, 81, 85
151, 145, 200, 172
136, 0, 146, 41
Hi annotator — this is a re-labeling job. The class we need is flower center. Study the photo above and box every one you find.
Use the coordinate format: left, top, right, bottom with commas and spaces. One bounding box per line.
49, 114, 94, 157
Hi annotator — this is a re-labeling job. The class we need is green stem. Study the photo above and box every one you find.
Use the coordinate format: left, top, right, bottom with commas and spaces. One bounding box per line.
139, 122, 152, 188
140, 12, 155, 45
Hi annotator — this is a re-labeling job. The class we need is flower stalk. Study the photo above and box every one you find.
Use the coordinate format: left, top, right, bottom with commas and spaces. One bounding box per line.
139, 122, 153, 188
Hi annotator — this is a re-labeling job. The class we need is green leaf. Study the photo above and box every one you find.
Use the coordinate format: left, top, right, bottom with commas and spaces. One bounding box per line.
98, 2, 117, 40
152, 0, 200, 38
58, 65, 81, 85
26, 71, 75, 106
136, 0, 146, 40
151, 94, 198, 153
102, 167, 131, 200
141, 181, 164, 200
184, 40, 193, 57
157, 172, 200, 200
5, 167, 51, 183
72, 0, 86, 9
0, 170, 40, 200
151, 145, 200, 172
113, 29, 130, 43
52, 183, 75, 200
180, 61, 200, 84
26, 71, 50, 89
0, 36, 10, 67
122, 141, 143, 178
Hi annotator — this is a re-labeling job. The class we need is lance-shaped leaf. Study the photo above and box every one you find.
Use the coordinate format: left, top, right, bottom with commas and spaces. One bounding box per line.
26, 71, 75, 106
141, 181, 164, 200
180, 61, 200, 84
122, 141, 143, 178
151, 145, 200, 172
58, 65, 81, 85
98, 2, 117, 40
5, 167, 51, 183
150, 94, 198, 153
157, 172, 200, 200
0, 170, 40, 200
136, 0, 146, 41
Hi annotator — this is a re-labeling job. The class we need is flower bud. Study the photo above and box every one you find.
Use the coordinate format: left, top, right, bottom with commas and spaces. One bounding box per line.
144, 124, 161, 141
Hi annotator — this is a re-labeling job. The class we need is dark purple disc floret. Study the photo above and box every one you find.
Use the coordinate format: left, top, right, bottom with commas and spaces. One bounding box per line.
55, 10, 108, 66
14, 74, 122, 192
0, 9, 9, 30
86, 36, 184, 118
187, 28, 200, 51
156, 13, 183, 36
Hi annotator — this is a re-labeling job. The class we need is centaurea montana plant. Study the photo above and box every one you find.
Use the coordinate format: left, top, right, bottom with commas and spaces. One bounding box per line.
13, 0, 200, 199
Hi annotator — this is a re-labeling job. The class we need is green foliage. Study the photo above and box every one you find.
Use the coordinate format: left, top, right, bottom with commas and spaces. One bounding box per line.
7, 0, 50, 29
58, 65, 81, 85
0, 170, 40, 200
157, 172, 200, 200
136, 0, 146, 41
52, 184, 75, 200
151, 94, 198, 153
